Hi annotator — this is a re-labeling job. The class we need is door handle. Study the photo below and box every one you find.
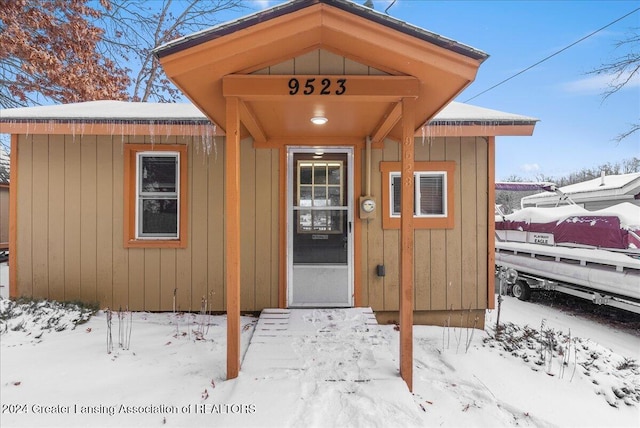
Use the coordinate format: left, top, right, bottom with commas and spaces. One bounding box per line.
349, 221, 352, 233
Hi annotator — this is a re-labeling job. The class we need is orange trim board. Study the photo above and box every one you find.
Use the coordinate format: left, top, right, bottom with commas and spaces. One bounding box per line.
123, 144, 189, 249
223, 75, 420, 100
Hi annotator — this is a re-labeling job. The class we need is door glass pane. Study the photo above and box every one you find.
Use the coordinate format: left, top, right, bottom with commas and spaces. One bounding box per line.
328, 187, 341, 206
299, 164, 313, 185
299, 185, 312, 207
298, 209, 312, 232
328, 164, 341, 184
313, 210, 328, 230
314, 165, 327, 184
314, 187, 327, 207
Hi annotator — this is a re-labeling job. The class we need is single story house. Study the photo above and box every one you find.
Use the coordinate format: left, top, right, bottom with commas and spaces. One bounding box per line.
521, 172, 640, 210
0, 0, 537, 388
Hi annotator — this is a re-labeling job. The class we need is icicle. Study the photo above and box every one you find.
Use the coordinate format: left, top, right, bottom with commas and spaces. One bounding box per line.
212, 124, 218, 161
148, 120, 156, 147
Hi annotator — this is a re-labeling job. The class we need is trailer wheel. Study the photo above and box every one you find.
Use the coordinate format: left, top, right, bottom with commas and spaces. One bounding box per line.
512, 280, 531, 301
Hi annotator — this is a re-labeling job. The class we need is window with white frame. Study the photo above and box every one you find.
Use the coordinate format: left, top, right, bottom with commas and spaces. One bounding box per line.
390, 171, 447, 217
136, 152, 180, 239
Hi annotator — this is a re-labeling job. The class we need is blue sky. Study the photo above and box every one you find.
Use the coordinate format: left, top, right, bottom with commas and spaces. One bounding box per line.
247, 0, 640, 180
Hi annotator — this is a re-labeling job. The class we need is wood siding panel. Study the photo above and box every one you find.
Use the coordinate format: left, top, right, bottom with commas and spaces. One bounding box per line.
207, 142, 225, 311
365, 145, 384, 309
96, 136, 114, 308
476, 138, 489, 308
240, 138, 256, 310
270, 149, 279, 307
144, 248, 161, 310
269, 59, 294, 74
48, 135, 65, 302
175, 139, 193, 312
0, 188, 9, 245
254, 147, 273, 309
414, 141, 431, 310
31, 134, 49, 300
160, 249, 177, 311
16, 136, 33, 297
111, 138, 129, 310
344, 58, 369, 75
429, 138, 447, 310
0, 188, 7, 245
80, 137, 98, 304
191, 144, 209, 311
382, 140, 399, 310
126, 137, 146, 310
64, 136, 81, 301
293, 50, 320, 74
319, 50, 345, 74
445, 138, 462, 310
460, 137, 478, 310
15, 133, 283, 312
263, 50, 375, 76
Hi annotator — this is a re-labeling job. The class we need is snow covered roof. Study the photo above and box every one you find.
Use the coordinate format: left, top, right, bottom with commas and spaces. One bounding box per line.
0, 100, 536, 127
522, 173, 640, 205
0, 100, 210, 124
430, 102, 538, 125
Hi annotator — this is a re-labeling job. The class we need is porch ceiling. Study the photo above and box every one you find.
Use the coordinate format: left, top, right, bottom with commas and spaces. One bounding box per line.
155, 0, 487, 143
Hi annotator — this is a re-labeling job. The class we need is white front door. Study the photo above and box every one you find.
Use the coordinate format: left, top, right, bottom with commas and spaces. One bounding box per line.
287, 147, 354, 307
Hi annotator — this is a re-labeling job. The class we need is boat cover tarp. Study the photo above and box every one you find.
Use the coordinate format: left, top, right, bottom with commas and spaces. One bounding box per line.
496, 203, 640, 249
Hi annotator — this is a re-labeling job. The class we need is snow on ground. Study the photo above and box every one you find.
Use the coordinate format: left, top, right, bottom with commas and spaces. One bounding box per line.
1, 296, 639, 427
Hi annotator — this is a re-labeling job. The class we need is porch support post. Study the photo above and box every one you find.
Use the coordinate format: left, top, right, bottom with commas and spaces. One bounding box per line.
225, 96, 241, 379
400, 97, 416, 391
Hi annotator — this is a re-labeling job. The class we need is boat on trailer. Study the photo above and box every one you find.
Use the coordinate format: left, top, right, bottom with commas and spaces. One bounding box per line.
494, 182, 640, 314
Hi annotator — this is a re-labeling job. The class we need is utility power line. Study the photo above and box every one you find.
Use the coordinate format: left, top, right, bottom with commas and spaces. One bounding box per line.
463, 7, 640, 103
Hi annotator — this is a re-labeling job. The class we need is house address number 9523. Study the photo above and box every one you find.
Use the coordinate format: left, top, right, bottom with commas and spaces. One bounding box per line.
288, 77, 347, 95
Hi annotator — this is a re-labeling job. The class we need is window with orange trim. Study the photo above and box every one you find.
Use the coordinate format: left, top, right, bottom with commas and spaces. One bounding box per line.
124, 144, 188, 248
380, 161, 455, 230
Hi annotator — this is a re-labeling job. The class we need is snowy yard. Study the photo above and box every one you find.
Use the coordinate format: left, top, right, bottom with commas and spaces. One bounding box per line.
1, 296, 639, 427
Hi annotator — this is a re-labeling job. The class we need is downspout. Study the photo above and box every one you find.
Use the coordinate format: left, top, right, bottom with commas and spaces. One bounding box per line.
365, 136, 372, 196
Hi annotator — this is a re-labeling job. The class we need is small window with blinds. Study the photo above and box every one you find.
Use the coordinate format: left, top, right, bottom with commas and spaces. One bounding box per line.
390, 171, 447, 218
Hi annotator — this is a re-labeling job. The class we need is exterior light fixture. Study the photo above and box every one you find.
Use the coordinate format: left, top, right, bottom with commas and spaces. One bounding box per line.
310, 116, 328, 125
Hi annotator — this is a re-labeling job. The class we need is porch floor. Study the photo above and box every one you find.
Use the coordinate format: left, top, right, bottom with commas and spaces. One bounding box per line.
217, 308, 422, 426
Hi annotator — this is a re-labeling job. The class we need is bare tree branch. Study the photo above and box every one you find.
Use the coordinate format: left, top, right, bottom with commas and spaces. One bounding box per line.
588, 27, 639, 142
96, 0, 247, 102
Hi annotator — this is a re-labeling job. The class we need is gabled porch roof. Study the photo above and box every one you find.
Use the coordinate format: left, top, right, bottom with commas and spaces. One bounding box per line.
152, 0, 490, 144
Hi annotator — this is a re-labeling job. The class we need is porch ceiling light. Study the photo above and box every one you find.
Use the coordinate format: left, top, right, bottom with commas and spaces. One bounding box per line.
310, 116, 328, 125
